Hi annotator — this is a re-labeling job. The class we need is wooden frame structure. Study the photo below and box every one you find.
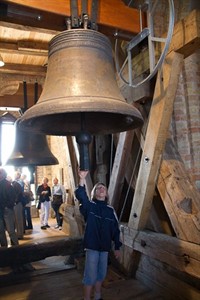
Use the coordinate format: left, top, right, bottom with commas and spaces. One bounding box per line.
0, 6, 199, 299
102, 10, 200, 297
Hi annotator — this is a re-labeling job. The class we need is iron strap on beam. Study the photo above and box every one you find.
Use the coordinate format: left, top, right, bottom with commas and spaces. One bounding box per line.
70, 0, 79, 28
90, 0, 98, 30
81, 0, 88, 15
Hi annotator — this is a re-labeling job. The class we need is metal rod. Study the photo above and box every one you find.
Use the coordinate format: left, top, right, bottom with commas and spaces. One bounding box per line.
23, 81, 28, 112
34, 81, 38, 104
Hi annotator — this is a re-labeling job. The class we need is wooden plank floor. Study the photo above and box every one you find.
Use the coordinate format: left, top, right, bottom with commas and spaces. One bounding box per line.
0, 267, 164, 300
18, 216, 68, 244
0, 218, 164, 300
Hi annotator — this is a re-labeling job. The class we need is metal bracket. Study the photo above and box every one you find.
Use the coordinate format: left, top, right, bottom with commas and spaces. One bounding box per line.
115, 0, 175, 88
69, 0, 98, 30
126, 28, 150, 52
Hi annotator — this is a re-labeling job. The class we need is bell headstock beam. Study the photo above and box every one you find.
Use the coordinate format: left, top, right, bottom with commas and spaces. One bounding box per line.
1, 0, 146, 35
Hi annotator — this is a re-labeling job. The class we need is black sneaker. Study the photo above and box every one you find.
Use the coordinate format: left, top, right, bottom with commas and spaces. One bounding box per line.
45, 224, 50, 228
41, 226, 47, 230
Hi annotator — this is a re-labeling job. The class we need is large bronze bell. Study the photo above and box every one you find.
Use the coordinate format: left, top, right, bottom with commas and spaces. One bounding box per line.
19, 29, 143, 135
6, 119, 59, 166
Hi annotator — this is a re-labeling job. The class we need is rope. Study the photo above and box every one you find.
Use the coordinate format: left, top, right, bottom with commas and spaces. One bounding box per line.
119, 146, 142, 222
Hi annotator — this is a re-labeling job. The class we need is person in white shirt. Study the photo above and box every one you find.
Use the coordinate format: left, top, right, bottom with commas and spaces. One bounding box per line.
21, 174, 33, 230
51, 177, 66, 230
12, 171, 25, 239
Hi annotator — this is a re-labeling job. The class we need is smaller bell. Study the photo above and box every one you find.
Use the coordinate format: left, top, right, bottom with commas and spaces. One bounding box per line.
6, 119, 59, 166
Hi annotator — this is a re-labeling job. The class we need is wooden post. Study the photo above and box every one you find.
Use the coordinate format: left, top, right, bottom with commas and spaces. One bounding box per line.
128, 52, 184, 230
108, 131, 134, 209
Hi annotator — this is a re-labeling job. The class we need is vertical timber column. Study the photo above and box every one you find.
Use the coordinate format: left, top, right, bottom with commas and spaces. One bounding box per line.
128, 51, 184, 230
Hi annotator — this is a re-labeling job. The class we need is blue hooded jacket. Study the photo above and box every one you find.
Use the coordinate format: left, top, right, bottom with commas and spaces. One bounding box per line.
75, 185, 122, 252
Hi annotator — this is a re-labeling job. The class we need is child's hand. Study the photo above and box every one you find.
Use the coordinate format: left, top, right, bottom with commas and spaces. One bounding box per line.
78, 170, 89, 179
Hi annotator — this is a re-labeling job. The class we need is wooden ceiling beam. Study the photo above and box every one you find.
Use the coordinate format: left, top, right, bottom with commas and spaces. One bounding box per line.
0, 20, 58, 35
0, 41, 48, 56
0, 63, 46, 76
2, 0, 145, 35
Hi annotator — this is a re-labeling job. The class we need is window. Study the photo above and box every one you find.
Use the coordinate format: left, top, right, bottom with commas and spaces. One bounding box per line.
1, 121, 30, 181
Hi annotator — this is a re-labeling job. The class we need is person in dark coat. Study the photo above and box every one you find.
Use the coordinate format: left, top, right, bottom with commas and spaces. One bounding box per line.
75, 170, 122, 300
0, 167, 18, 247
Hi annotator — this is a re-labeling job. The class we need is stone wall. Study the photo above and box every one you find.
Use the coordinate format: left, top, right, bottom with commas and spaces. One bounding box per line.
36, 135, 76, 199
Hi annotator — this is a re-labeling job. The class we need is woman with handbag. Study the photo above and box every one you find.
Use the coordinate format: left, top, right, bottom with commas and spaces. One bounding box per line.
36, 177, 51, 230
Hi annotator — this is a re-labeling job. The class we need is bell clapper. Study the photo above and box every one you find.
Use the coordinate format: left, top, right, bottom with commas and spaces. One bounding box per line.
76, 131, 92, 171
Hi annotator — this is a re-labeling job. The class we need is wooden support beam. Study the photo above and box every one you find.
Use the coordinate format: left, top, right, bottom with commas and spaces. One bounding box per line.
157, 138, 200, 244
135, 120, 200, 243
128, 52, 184, 230
108, 130, 134, 209
2, 0, 145, 35
121, 225, 200, 280
0, 237, 83, 267
168, 9, 200, 58
136, 255, 200, 300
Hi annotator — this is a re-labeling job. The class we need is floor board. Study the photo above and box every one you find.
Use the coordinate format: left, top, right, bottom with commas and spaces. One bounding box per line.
0, 267, 164, 300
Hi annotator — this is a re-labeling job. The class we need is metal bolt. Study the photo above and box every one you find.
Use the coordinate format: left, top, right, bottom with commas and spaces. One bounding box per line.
141, 240, 146, 247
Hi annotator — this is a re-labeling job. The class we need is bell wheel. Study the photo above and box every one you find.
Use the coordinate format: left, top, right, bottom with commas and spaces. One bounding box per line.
115, 0, 175, 88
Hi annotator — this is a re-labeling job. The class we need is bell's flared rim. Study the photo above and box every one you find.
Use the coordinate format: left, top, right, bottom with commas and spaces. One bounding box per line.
19, 97, 144, 136
6, 157, 59, 166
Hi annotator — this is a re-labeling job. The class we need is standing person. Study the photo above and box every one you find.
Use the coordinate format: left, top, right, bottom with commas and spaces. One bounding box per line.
21, 174, 33, 230
36, 177, 51, 230
12, 171, 25, 240
52, 177, 66, 230
75, 170, 122, 300
0, 168, 19, 247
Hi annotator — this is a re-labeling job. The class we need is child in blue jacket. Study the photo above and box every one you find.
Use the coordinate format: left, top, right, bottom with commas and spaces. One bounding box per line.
75, 170, 122, 300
